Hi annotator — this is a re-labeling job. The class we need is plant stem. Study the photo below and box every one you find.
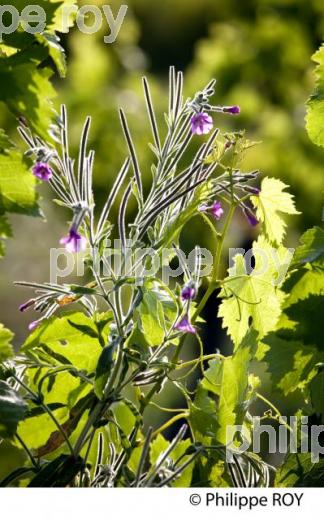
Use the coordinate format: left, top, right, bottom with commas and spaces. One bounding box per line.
151, 412, 189, 439
256, 392, 293, 434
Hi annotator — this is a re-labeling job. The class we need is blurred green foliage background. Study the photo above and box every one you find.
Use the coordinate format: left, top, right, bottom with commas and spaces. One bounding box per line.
0, 0, 323, 339
0, 0, 324, 481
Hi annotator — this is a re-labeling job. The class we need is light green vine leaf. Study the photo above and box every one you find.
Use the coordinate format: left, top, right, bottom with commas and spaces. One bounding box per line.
291, 226, 324, 268
0, 143, 41, 256
0, 216, 12, 258
306, 44, 324, 147
251, 177, 300, 245
0, 54, 56, 138
218, 237, 287, 346
22, 312, 107, 374
201, 330, 258, 445
0, 324, 14, 363
261, 335, 320, 396
0, 148, 39, 216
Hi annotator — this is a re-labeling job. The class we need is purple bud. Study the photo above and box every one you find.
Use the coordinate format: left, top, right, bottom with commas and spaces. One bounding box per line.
60, 227, 87, 253
223, 105, 240, 115
244, 208, 259, 227
191, 112, 213, 135
32, 162, 53, 181
181, 285, 196, 301
19, 299, 36, 313
175, 315, 196, 334
244, 186, 261, 196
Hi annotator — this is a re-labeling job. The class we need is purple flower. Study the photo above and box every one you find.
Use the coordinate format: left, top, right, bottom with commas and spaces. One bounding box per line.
60, 227, 87, 253
19, 299, 35, 313
223, 105, 240, 115
28, 320, 40, 331
191, 112, 213, 135
175, 315, 196, 334
32, 162, 53, 181
210, 201, 224, 220
199, 200, 224, 221
244, 208, 259, 227
181, 285, 196, 301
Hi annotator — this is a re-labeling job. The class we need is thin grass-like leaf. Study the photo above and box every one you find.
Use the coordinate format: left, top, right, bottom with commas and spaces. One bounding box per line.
96, 158, 130, 238
119, 109, 143, 201
143, 77, 161, 153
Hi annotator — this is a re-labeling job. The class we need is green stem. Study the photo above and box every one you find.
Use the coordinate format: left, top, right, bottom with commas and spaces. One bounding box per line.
256, 392, 293, 434
151, 412, 189, 440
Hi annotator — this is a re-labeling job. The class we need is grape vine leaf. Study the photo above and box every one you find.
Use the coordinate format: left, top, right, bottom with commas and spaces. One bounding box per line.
201, 330, 258, 445
218, 237, 286, 346
291, 226, 324, 268
0, 141, 41, 256
0, 324, 14, 363
306, 44, 324, 147
0, 215, 12, 258
0, 381, 27, 438
0, 51, 57, 138
260, 335, 320, 396
0, 147, 39, 216
22, 312, 107, 374
251, 177, 300, 245
276, 453, 324, 487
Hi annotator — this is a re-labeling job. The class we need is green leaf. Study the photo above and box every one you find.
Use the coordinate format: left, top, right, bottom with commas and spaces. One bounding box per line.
251, 177, 300, 245
189, 385, 218, 443
27, 454, 84, 488
138, 291, 165, 346
310, 371, 324, 420
135, 282, 177, 347
306, 45, 324, 147
149, 434, 194, 487
36, 33, 67, 78
0, 324, 14, 362
201, 330, 258, 445
0, 148, 40, 216
291, 226, 324, 268
0, 381, 27, 438
218, 237, 286, 346
281, 267, 324, 351
0, 51, 56, 138
94, 343, 116, 399
0, 130, 13, 152
261, 334, 320, 396
0, 215, 12, 258
13, 1, 77, 34
22, 312, 106, 374
276, 453, 324, 487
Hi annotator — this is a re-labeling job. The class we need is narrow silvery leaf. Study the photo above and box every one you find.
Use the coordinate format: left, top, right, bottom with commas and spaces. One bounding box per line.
119, 109, 143, 201
78, 116, 91, 200
143, 77, 161, 153
118, 182, 132, 251
96, 158, 130, 237
169, 66, 176, 117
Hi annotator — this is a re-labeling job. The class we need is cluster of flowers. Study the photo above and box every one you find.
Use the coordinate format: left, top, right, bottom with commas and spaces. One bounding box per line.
27, 103, 260, 337
32, 162, 87, 253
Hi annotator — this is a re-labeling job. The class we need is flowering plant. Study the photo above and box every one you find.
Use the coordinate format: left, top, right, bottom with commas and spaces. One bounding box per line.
0, 66, 323, 488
